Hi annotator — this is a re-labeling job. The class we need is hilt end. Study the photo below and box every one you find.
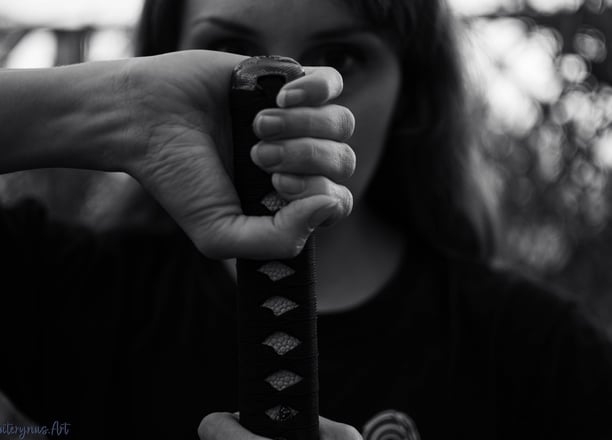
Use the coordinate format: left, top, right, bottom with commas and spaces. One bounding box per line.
232, 56, 305, 92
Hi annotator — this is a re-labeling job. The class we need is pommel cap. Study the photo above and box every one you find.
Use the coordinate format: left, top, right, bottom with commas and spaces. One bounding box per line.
231, 55, 305, 91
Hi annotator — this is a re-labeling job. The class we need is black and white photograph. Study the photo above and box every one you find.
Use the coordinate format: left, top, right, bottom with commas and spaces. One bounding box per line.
0, 0, 611, 439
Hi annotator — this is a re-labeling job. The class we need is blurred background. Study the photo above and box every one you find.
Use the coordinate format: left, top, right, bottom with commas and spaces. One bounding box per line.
0, 0, 611, 333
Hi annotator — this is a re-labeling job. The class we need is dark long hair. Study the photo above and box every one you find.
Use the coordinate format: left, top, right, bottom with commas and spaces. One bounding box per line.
135, 0, 498, 261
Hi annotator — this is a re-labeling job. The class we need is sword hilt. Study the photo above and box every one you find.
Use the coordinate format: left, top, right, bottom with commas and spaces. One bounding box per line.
230, 56, 319, 440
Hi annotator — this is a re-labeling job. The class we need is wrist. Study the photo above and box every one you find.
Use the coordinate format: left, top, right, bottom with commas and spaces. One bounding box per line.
0, 60, 136, 174
49, 60, 139, 172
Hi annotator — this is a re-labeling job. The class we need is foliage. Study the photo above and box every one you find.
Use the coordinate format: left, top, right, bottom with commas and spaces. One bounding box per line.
464, 3, 612, 331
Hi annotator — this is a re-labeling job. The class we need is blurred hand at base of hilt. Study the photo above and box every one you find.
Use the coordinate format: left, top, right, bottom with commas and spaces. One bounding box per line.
0, 390, 49, 440
198, 412, 363, 440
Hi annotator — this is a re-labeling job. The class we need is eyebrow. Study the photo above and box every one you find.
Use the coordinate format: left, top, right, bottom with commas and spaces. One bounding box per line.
190, 17, 257, 37
311, 25, 375, 41
190, 16, 374, 40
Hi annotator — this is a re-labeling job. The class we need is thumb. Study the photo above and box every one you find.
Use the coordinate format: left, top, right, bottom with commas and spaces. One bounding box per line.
271, 194, 340, 253
210, 195, 338, 260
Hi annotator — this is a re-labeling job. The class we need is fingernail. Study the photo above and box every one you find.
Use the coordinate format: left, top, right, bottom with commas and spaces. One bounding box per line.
255, 115, 284, 137
274, 174, 304, 194
254, 144, 283, 167
308, 202, 336, 228
277, 89, 306, 107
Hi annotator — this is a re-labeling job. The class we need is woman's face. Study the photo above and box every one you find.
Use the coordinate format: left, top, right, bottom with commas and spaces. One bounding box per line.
179, 0, 401, 203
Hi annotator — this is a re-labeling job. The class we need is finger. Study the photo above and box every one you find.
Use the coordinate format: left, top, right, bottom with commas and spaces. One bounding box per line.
197, 195, 339, 260
272, 174, 353, 226
137, 132, 343, 260
251, 139, 356, 182
198, 412, 269, 440
253, 105, 355, 142
0, 390, 38, 428
276, 66, 344, 107
320, 416, 363, 440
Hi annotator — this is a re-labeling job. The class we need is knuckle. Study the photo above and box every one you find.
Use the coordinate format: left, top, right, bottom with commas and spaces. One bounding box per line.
324, 423, 362, 440
338, 424, 362, 440
317, 68, 333, 99
338, 186, 354, 216
338, 143, 356, 180
304, 140, 319, 164
334, 106, 355, 140
345, 190, 354, 216
198, 413, 221, 439
313, 67, 342, 102
306, 111, 318, 135
319, 177, 335, 197
327, 67, 344, 98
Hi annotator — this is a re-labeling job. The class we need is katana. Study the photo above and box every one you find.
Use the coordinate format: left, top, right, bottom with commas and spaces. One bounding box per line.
230, 56, 319, 440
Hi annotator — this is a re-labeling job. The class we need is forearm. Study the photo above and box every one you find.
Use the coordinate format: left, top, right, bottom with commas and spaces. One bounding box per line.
0, 52, 351, 261
0, 61, 133, 174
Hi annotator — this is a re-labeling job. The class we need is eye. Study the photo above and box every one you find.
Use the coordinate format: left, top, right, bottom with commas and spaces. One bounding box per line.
301, 44, 364, 75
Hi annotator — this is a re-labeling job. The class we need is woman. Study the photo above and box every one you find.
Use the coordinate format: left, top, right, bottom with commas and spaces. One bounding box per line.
1, 0, 611, 439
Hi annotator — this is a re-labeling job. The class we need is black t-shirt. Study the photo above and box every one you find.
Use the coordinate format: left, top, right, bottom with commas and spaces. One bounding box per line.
1, 200, 611, 439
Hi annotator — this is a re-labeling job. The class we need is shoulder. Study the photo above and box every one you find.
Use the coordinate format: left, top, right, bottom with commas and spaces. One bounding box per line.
431, 251, 612, 436
441, 252, 573, 333
442, 252, 611, 359
429, 246, 612, 376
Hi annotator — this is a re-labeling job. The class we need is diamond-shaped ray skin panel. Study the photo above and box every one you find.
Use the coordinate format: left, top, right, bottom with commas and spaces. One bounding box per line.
265, 370, 303, 391
262, 332, 301, 355
258, 262, 295, 282
261, 192, 288, 212
266, 405, 298, 422
261, 296, 299, 316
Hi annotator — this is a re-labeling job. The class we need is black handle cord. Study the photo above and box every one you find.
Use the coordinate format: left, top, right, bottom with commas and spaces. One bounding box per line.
230, 56, 319, 440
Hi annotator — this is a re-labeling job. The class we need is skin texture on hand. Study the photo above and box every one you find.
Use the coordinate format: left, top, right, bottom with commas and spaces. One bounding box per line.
0, 51, 355, 260
198, 412, 363, 440
121, 52, 355, 260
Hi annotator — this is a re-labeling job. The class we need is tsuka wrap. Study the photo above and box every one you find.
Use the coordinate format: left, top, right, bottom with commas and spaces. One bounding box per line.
230, 56, 319, 440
